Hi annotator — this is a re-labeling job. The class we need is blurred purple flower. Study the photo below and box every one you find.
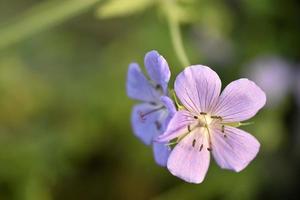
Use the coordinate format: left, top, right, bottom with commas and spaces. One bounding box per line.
157, 65, 266, 184
244, 56, 294, 107
295, 69, 300, 106
127, 50, 176, 166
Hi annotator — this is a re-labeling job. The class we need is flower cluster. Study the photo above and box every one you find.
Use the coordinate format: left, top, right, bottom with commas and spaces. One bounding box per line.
127, 51, 176, 166
127, 50, 266, 184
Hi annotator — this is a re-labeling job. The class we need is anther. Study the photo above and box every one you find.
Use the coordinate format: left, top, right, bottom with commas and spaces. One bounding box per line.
199, 144, 203, 151
200, 112, 207, 115
207, 141, 212, 151
192, 139, 196, 147
211, 116, 223, 120
193, 116, 198, 119
138, 111, 146, 122
155, 121, 161, 130
221, 125, 225, 133
155, 84, 162, 90
188, 125, 191, 132
149, 102, 157, 106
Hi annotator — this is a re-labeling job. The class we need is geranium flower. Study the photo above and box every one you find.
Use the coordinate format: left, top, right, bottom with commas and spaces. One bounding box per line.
127, 50, 176, 166
244, 56, 293, 107
157, 65, 266, 183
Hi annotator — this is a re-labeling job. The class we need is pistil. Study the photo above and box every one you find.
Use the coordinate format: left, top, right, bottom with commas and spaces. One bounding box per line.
200, 112, 213, 151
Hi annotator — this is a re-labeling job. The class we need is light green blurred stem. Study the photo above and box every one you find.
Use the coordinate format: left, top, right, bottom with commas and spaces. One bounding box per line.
0, 0, 101, 50
167, 12, 190, 67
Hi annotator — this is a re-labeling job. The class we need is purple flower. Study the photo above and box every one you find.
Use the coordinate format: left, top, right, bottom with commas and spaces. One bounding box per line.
244, 56, 294, 107
127, 50, 176, 166
157, 65, 266, 183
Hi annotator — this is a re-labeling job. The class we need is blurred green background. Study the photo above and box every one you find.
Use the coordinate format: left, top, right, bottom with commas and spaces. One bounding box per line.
0, 0, 299, 199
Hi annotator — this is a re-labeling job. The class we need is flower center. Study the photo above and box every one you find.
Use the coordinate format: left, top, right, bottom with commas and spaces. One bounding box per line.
194, 112, 221, 129
170, 112, 226, 151
191, 112, 224, 151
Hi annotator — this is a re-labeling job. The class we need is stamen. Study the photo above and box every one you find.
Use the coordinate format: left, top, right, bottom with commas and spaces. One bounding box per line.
207, 147, 212, 151
193, 116, 198, 119
149, 102, 157, 106
138, 111, 146, 122
192, 139, 196, 147
221, 125, 227, 138
199, 144, 203, 151
188, 125, 191, 132
155, 84, 162, 91
138, 106, 164, 122
200, 112, 207, 115
221, 125, 225, 133
211, 115, 223, 120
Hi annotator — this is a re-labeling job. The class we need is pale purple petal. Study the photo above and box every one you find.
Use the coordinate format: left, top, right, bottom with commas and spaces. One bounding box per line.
211, 126, 260, 172
174, 65, 221, 114
144, 50, 171, 94
212, 78, 266, 122
131, 103, 165, 145
127, 63, 158, 102
157, 110, 195, 142
167, 128, 210, 184
153, 142, 171, 167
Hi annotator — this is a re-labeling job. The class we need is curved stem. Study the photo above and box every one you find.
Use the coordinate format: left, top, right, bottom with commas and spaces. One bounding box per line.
167, 13, 191, 68
0, 0, 101, 50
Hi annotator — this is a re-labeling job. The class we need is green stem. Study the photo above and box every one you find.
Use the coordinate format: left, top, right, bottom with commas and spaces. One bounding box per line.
0, 0, 102, 50
167, 12, 190, 68
171, 90, 184, 110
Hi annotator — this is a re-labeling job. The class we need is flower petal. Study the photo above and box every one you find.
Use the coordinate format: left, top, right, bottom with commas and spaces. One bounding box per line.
160, 95, 176, 128
153, 142, 171, 167
167, 128, 211, 184
212, 78, 266, 122
157, 110, 195, 142
211, 126, 260, 172
127, 63, 158, 102
160, 96, 176, 116
174, 65, 221, 114
131, 103, 165, 145
144, 50, 171, 94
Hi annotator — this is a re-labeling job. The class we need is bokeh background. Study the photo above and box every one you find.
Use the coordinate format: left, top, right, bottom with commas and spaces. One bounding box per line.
0, 0, 299, 199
